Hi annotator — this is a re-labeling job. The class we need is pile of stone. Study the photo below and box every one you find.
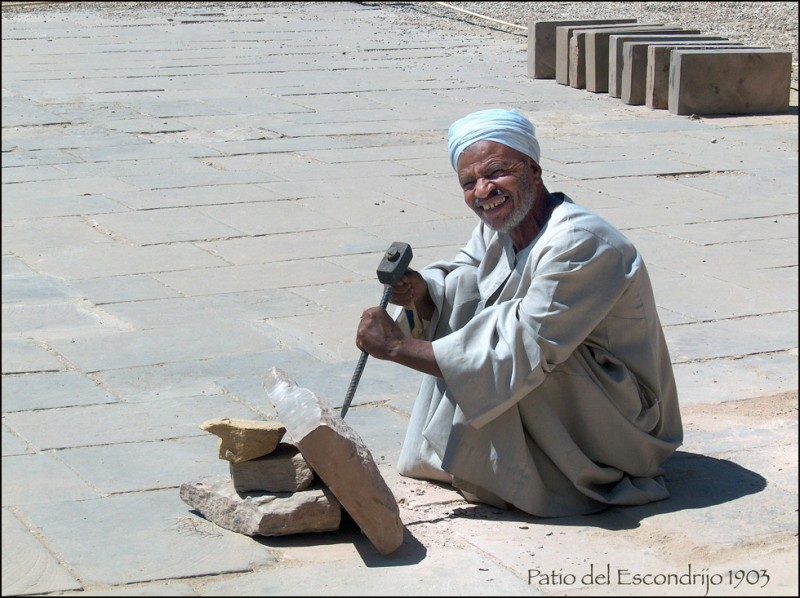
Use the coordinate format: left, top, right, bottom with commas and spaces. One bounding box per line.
527, 19, 793, 115
179, 368, 405, 556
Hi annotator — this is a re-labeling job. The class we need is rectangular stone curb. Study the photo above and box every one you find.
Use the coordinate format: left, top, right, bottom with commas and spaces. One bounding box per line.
581, 25, 692, 91
528, 18, 637, 79
264, 367, 405, 556
668, 49, 793, 115
621, 37, 733, 105
607, 30, 702, 97
646, 43, 749, 109
554, 20, 638, 84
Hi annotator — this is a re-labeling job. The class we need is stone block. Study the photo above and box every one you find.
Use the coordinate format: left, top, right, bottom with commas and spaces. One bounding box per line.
621, 37, 734, 105
200, 417, 286, 464
230, 443, 315, 493
668, 49, 793, 115
529, 20, 617, 79
578, 25, 688, 91
553, 20, 637, 84
180, 476, 341, 536
646, 43, 753, 109
607, 30, 702, 97
264, 367, 405, 555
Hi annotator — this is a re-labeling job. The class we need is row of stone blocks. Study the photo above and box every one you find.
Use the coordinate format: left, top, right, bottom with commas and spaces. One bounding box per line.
180, 367, 405, 555
527, 19, 793, 115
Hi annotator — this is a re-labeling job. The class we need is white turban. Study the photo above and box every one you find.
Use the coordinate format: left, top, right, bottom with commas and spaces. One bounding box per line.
447, 108, 541, 171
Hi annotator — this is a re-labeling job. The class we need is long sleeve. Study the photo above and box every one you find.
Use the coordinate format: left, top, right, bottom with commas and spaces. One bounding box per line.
431, 202, 650, 429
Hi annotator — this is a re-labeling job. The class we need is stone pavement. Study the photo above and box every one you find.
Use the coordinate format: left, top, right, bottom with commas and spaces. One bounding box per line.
1, 2, 797, 596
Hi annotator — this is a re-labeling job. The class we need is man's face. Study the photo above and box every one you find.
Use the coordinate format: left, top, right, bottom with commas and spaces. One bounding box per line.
456, 140, 541, 234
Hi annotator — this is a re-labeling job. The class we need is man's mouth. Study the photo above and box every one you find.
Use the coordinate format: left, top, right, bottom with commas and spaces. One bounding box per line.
478, 195, 507, 211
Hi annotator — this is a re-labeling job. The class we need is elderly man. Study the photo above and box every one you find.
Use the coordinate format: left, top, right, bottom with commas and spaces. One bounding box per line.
356, 108, 683, 517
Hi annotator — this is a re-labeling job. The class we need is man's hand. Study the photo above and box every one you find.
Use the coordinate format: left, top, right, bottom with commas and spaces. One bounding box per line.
356, 306, 405, 360
388, 269, 435, 321
356, 305, 442, 378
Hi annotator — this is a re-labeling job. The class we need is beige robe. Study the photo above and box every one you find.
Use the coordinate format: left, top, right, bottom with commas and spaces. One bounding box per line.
397, 194, 683, 517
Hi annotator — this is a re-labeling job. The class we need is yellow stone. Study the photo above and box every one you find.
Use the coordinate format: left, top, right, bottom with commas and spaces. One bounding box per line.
200, 417, 286, 463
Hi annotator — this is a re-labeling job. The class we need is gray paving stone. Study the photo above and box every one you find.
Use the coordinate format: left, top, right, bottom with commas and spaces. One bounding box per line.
20, 489, 276, 586
648, 265, 795, 321
1, 508, 82, 596
70, 274, 183, 305
0, 96, 67, 127
2, 394, 265, 451
22, 242, 227, 280
194, 200, 348, 236
45, 320, 281, 373
1, 273, 81, 304
546, 157, 708, 180
106, 344, 318, 395
0, 193, 127, 220
197, 227, 391, 264
90, 207, 247, 246
50, 582, 199, 596
2, 452, 99, 506
97, 288, 321, 331
204, 135, 355, 156
2, 301, 125, 339
54, 156, 220, 180
2, 425, 34, 456
2, 148, 84, 168
108, 184, 284, 212
58, 435, 230, 495
1, 255, 35, 277
1, 338, 65, 375
652, 214, 797, 246
665, 312, 798, 362
1, 370, 118, 412
2, 216, 114, 251
2, 176, 141, 202
201, 543, 538, 596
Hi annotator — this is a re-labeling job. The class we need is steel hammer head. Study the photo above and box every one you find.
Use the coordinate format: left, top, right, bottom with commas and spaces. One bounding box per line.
376, 241, 413, 286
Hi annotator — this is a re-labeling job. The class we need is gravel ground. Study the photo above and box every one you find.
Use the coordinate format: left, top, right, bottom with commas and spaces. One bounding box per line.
3, 1, 798, 88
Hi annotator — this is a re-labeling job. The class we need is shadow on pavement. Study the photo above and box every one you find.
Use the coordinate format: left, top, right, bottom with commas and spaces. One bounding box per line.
425, 450, 767, 531
241, 450, 765, 560
252, 509, 428, 567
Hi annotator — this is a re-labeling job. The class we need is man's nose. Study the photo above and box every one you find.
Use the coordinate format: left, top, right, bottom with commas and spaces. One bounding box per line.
474, 178, 496, 200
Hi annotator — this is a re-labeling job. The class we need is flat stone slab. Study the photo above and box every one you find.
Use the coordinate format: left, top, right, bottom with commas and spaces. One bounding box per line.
264, 367, 405, 555
668, 48, 792, 115
578, 25, 695, 91
200, 417, 286, 463
180, 476, 341, 536
622, 37, 734, 105
646, 43, 748, 110
607, 31, 703, 97
554, 21, 641, 84
527, 18, 636, 79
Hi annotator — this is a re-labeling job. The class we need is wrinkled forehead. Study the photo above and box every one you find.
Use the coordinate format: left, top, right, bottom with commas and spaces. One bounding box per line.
457, 140, 531, 172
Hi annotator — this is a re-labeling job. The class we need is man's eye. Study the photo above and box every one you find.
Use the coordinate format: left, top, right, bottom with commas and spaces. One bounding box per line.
461, 181, 475, 191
